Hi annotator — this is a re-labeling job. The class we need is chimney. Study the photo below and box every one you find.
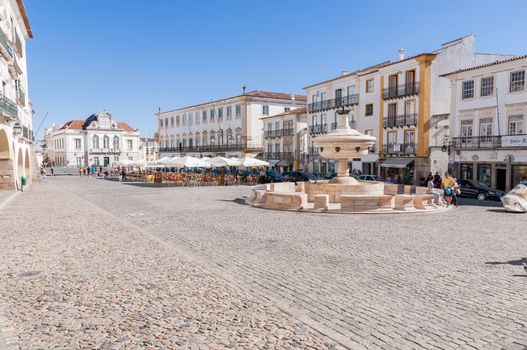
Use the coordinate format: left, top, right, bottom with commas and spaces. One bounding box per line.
341, 70, 350, 76
398, 48, 405, 61
242, 85, 246, 94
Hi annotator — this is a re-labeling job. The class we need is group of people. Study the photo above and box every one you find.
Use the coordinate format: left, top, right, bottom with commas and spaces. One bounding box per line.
426, 171, 460, 207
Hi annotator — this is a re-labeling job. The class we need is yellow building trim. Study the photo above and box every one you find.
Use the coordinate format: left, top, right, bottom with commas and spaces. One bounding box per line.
417, 55, 435, 157
379, 76, 384, 156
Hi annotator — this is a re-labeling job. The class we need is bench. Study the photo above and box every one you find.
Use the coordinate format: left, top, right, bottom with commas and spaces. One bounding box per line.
413, 194, 435, 209
394, 195, 414, 211
314, 194, 329, 210
264, 191, 307, 210
340, 194, 392, 212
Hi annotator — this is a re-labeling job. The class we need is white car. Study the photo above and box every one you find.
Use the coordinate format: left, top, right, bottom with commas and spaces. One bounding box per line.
358, 175, 390, 183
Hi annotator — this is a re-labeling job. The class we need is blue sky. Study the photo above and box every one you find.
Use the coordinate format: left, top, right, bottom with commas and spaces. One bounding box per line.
26, 0, 527, 139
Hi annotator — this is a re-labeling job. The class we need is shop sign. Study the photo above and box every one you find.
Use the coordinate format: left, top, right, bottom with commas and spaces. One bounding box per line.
502, 135, 527, 147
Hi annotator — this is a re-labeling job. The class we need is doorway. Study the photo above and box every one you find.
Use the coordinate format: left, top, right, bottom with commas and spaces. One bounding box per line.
104, 157, 110, 166
496, 168, 506, 191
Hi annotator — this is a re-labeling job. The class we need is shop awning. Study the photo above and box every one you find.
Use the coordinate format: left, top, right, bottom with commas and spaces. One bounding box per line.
267, 160, 280, 166
380, 159, 414, 169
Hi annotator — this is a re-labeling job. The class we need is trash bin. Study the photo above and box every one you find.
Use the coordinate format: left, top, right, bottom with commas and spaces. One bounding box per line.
21, 175, 27, 186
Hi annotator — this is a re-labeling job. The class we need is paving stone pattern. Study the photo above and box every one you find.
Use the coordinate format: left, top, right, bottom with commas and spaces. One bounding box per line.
0, 181, 336, 350
2, 176, 527, 349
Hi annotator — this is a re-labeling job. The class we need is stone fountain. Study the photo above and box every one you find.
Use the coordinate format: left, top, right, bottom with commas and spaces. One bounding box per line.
248, 108, 446, 213
313, 108, 376, 184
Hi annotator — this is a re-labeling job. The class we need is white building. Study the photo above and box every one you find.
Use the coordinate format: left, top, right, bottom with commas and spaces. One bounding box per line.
303, 35, 511, 183
442, 55, 527, 192
140, 137, 159, 161
43, 111, 141, 167
158, 90, 306, 158
0, 0, 33, 190
262, 107, 307, 172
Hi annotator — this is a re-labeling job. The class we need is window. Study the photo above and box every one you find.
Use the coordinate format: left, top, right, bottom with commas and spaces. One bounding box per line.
170, 117, 174, 127
508, 115, 524, 135
284, 107, 290, 112
226, 105, 232, 120
210, 109, 215, 122
235, 104, 241, 118
460, 120, 473, 144
75, 138, 81, 150
335, 88, 343, 106
188, 112, 193, 125
388, 103, 397, 126
274, 143, 280, 153
366, 79, 374, 93
480, 77, 494, 97
347, 85, 355, 96
262, 105, 269, 115
462, 80, 474, 99
182, 114, 187, 126
103, 135, 110, 149
113, 136, 119, 149
202, 110, 207, 123
510, 70, 525, 92
388, 74, 398, 97
405, 70, 415, 94
176, 115, 180, 127
365, 104, 373, 116
127, 139, 133, 150
195, 111, 200, 124
218, 107, 223, 121
479, 118, 493, 141
159, 119, 163, 128
94, 157, 99, 166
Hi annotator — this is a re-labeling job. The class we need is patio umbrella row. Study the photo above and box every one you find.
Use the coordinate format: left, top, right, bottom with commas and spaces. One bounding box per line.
116, 156, 269, 168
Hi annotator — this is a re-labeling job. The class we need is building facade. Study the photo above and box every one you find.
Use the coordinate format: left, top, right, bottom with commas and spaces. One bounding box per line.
262, 107, 307, 172
140, 137, 159, 161
0, 0, 33, 190
303, 35, 511, 183
443, 55, 527, 192
43, 111, 141, 167
158, 90, 306, 158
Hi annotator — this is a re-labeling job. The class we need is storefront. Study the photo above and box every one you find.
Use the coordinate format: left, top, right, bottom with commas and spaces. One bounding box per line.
456, 161, 527, 192
380, 159, 414, 184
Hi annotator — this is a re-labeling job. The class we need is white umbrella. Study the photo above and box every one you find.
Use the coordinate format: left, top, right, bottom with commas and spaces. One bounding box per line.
207, 156, 242, 167
172, 156, 211, 168
116, 159, 133, 166
241, 157, 269, 167
158, 156, 179, 165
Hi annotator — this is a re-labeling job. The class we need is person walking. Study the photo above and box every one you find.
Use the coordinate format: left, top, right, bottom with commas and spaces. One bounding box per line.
442, 171, 455, 207
50, 167, 54, 176
451, 176, 460, 207
426, 177, 441, 206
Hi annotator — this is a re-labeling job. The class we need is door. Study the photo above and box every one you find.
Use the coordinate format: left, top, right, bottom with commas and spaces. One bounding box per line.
405, 70, 415, 94
335, 88, 342, 107
104, 157, 110, 166
388, 74, 398, 97
404, 130, 415, 154
479, 119, 493, 145
496, 169, 506, 191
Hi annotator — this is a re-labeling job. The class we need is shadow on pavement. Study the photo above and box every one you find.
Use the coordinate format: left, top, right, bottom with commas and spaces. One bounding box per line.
216, 198, 248, 206
457, 198, 502, 208
485, 257, 527, 266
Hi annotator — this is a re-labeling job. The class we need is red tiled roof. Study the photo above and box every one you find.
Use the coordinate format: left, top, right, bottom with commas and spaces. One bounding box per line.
118, 122, 135, 132
59, 120, 84, 130
16, 0, 32, 38
440, 55, 526, 77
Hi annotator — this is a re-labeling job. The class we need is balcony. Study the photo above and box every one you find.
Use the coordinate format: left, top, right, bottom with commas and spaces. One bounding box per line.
282, 128, 294, 136
0, 27, 13, 60
308, 147, 320, 157
90, 148, 122, 154
159, 143, 261, 153
0, 94, 18, 120
309, 124, 328, 135
383, 114, 418, 128
265, 129, 292, 138
308, 94, 359, 113
382, 143, 417, 156
263, 152, 294, 160
383, 82, 420, 100
450, 136, 502, 150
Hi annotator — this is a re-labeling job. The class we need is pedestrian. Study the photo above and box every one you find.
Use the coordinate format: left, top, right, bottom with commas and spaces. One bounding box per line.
451, 177, 460, 207
441, 171, 455, 207
426, 176, 441, 206
433, 172, 442, 189
50, 167, 54, 176
40, 167, 46, 177
79, 167, 83, 177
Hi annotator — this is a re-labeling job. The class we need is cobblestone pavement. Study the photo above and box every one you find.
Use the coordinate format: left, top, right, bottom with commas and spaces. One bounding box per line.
0, 181, 337, 350
2, 177, 527, 350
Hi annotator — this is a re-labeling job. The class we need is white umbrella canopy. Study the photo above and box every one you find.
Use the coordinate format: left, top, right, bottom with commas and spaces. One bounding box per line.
241, 157, 269, 167
172, 156, 211, 168
207, 156, 242, 167
158, 156, 180, 165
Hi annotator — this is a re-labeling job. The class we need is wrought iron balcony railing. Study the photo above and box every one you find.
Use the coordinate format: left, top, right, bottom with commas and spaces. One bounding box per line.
308, 147, 320, 156
16, 88, 25, 106
383, 82, 420, 100
450, 136, 502, 150
383, 114, 418, 128
159, 143, 262, 153
308, 94, 360, 113
382, 143, 417, 156
309, 124, 328, 135
264, 152, 294, 160
0, 27, 13, 60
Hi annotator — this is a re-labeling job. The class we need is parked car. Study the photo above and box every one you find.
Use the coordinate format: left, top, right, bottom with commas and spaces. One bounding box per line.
261, 170, 285, 183
358, 175, 390, 183
285, 171, 321, 182
456, 179, 504, 201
